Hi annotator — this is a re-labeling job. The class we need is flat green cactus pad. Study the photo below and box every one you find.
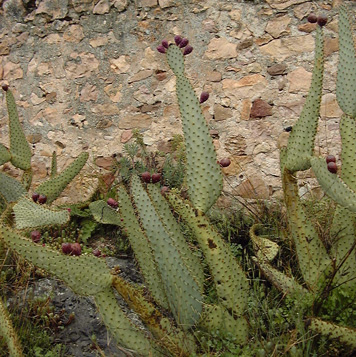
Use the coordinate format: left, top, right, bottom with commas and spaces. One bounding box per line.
89, 200, 122, 226
13, 197, 70, 229
0, 172, 26, 203
36, 152, 89, 204
5, 89, 32, 171
0, 226, 112, 296
0, 297, 23, 357
285, 26, 324, 172
166, 44, 185, 76
250, 224, 279, 262
0, 143, 11, 166
336, 6, 356, 117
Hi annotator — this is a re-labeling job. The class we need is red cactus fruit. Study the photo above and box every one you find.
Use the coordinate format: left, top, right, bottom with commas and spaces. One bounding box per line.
317, 14, 328, 27
32, 192, 40, 202
151, 173, 161, 184
93, 249, 101, 257
38, 194, 47, 204
183, 45, 193, 55
62, 243, 72, 255
199, 91, 209, 104
326, 155, 336, 164
179, 38, 189, 48
161, 39, 169, 49
71, 243, 82, 256
67, 208, 71, 213
107, 198, 118, 209
31, 230, 41, 243
141, 171, 151, 183
219, 158, 231, 167
1, 83, 8, 91
157, 45, 166, 54
174, 35, 182, 45
327, 161, 337, 174
307, 13, 318, 23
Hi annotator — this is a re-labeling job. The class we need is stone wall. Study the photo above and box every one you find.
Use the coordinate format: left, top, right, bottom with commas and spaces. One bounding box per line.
0, 0, 352, 204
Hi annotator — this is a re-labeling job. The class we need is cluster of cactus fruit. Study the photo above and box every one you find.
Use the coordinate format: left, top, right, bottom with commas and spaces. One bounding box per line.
250, 5, 356, 349
1, 5, 356, 356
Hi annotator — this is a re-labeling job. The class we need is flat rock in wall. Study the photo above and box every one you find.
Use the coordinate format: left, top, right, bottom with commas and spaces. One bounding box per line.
266, 0, 307, 10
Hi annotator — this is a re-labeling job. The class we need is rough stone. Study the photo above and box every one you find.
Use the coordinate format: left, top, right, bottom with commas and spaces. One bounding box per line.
207, 71, 222, 82
297, 22, 317, 33
128, 69, 153, 83
235, 175, 269, 199
112, 0, 129, 11
267, 63, 287, 76
320, 93, 343, 119
224, 135, 247, 155
93, 0, 111, 14
324, 37, 338, 57
266, 0, 307, 10
110, 56, 130, 74
80, 84, 99, 102
121, 130, 133, 143
205, 38, 238, 60
241, 99, 252, 120
119, 114, 153, 129
265, 15, 291, 38
159, 0, 175, 8
63, 25, 84, 43
36, 0, 69, 19
3, 61, 23, 80
277, 131, 290, 149
259, 34, 314, 60
293, 2, 314, 19
250, 99, 273, 118
92, 104, 120, 116
95, 156, 116, 170
89, 36, 109, 48
72, 0, 93, 12
140, 0, 157, 7
214, 104, 233, 121
286, 67, 312, 93
65, 53, 99, 78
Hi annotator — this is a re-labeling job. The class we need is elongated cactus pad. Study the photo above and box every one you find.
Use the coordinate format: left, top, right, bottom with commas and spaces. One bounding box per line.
167, 193, 249, 316
249, 224, 279, 262
5, 89, 31, 171
13, 197, 70, 229
131, 176, 203, 328
117, 186, 169, 309
0, 226, 112, 296
51, 151, 57, 178
0, 143, 11, 166
311, 157, 356, 213
0, 173, 26, 203
89, 200, 123, 226
166, 43, 222, 213
36, 152, 89, 204
0, 297, 23, 357
283, 167, 331, 291
285, 26, 324, 172
336, 6, 356, 117
199, 304, 248, 344
308, 317, 356, 348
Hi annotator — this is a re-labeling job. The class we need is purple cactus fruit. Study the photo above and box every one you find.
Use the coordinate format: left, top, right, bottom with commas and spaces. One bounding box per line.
141, 171, 151, 183
38, 194, 47, 204
32, 192, 40, 202
327, 161, 337, 174
161, 39, 169, 49
174, 35, 182, 45
307, 13, 318, 24
62, 243, 72, 255
219, 158, 231, 168
71, 243, 82, 256
1, 83, 8, 91
326, 155, 336, 164
31, 230, 41, 243
157, 45, 166, 54
107, 198, 118, 209
183, 45, 193, 55
199, 91, 209, 104
151, 173, 161, 184
317, 14, 328, 27
93, 249, 101, 257
179, 38, 189, 48
67, 208, 71, 213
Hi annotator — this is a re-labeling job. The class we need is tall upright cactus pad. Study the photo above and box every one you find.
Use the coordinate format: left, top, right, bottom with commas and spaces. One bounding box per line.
4, 89, 32, 171
167, 193, 249, 316
0, 297, 23, 357
336, 6, 356, 117
164, 42, 223, 213
13, 197, 70, 229
0, 144, 11, 166
0, 173, 26, 203
285, 26, 324, 172
35, 152, 89, 204
131, 175, 203, 328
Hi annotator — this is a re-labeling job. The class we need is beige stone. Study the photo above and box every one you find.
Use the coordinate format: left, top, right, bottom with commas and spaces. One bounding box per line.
287, 67, 312, 93
0, 39, 10, 55
293, 2, 313, 19
224, 134, 247, 155
92, 104, 120, 115
63, 25, 84, 43
3, 62, 23, 80
241, 99, 252, 120
221, 155, 252, 176
37, 62, 51, 76
119, 114, 153, 129
46, 34, 62, 44
30, 93, 46, 105
32, 107, 59, 126
90, 37, 109, 48
95, 156, 116, 169
297, 23, 317, 33
80, 84, 99, 102
205, 38, 238, 60
320, 93, 343, 118
253, 142, 270, 155
36, 0, 68, 19
104, 84, 123, 102
128, 70, 153, 83
112, 0, 129, 11
266, 0, 307, 10
277, 132, 290, 149
72, 0, 93, 12
65, 53, 99, 78
141, 0, 157, 6
324, 37, 338, 57
235, 175, 269, 199
110, 56, 130, 74
259, 34, 314, 60
265, 15, 291, 38
96, 118, 113, 129
214, 104, 233, 121
93, 0, 111, 14
159, 0, 174, 8
229, 9, 241, 21
121, 130, 133, 143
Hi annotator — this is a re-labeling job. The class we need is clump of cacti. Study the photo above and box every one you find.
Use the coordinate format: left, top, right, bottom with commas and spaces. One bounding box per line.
250, 5, 356, 349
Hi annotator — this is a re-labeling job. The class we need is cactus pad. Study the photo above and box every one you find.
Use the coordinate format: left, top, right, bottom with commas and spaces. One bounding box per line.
0, 144, 11, 166
89, 200, 123, 226
250, 224, 279, 262
0, 173, 26, 203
